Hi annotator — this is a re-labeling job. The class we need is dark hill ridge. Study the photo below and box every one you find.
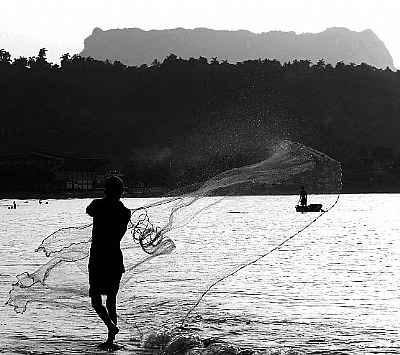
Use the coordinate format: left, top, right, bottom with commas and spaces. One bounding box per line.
80, 27, 395, 69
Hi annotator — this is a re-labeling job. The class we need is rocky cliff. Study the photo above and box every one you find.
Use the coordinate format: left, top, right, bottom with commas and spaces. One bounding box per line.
80, 27, 394, 69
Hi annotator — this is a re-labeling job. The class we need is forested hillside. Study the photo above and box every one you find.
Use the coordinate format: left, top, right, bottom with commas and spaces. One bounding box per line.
1, 49, 400, 190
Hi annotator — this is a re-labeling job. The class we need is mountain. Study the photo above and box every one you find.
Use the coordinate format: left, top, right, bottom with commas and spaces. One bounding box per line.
80, 27, 395, 69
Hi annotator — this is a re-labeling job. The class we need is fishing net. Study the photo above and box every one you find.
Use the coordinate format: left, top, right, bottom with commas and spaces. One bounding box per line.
7, 139, 342, 346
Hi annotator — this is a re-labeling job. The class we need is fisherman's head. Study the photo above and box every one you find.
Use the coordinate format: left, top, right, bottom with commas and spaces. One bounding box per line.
104, 176, 124, 199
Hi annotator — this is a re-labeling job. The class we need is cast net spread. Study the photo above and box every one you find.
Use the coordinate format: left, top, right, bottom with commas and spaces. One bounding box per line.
7, 140, 342, 342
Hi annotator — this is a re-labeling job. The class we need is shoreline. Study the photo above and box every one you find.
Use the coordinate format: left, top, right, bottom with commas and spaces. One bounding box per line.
1, 186, 400, 200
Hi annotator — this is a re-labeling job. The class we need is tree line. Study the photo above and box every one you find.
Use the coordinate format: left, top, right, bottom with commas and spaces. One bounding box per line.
1, 48, 400, 190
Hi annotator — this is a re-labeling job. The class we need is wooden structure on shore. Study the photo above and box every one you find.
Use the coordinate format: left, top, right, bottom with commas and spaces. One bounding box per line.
0, 152, 108, 191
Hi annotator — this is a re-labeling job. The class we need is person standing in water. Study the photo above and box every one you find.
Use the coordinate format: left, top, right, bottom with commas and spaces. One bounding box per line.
86, 176, 131, 349
299, 186, 307, 206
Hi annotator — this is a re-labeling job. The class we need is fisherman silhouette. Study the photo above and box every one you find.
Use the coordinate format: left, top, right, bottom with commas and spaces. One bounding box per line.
86, 176, 131, 349
299, 186, 307, 206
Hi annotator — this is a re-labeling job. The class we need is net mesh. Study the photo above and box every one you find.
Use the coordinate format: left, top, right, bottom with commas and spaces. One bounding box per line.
7, 139, 342, 342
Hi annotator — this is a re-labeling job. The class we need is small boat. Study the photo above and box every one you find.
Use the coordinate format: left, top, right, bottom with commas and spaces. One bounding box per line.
296, 204, 323, 213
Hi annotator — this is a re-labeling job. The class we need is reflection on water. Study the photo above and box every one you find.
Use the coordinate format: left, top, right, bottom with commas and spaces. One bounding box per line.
0, 194, 399, 354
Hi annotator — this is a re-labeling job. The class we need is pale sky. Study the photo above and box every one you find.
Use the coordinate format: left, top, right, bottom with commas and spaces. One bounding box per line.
1, 0, 399, 68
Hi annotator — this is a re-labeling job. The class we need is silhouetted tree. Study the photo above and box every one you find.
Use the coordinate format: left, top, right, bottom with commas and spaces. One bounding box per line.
0, 49, 11, 64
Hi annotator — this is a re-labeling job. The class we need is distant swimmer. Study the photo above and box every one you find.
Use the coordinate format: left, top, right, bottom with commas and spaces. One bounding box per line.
86, 176, 131, 349
299, 186, 307, 206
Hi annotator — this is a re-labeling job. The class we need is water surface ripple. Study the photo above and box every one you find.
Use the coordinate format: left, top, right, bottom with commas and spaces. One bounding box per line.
0, 194, 399, 354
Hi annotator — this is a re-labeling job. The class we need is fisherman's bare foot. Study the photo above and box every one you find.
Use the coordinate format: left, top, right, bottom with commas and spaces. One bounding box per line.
97, 341, 122, 351
97, 341, 113, 350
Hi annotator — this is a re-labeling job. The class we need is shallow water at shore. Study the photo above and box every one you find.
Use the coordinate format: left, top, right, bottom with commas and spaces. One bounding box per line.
1, 194, 399, 354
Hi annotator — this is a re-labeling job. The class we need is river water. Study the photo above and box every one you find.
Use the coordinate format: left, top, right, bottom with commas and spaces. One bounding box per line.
0, 194, 399, 354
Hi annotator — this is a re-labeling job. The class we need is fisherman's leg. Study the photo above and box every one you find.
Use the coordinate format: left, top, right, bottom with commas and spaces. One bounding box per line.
106, 293, 119, 343
106, 293, 117, 325
91, 294, 115, 331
